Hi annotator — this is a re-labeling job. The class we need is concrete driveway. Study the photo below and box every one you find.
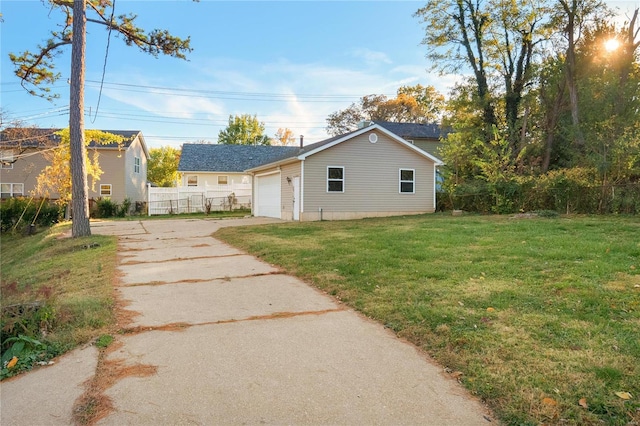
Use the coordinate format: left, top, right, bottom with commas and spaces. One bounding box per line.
1, 217, 493, 425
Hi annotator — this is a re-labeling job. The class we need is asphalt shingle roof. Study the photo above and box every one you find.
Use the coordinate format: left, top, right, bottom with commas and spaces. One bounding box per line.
178, 144, 300, 172
0, 128, 141, 148
374, 121, 446, 139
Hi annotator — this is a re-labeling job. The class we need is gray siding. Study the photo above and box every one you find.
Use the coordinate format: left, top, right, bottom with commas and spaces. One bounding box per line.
123, 136, 148, 203
302, 130, 436, 217
279, 161, 302, 220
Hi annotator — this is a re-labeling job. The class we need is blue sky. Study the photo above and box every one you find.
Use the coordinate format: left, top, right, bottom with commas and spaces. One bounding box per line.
1, 0, 638, 149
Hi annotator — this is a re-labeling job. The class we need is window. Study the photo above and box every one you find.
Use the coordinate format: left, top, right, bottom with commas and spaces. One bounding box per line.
134, 157, 141, 173
1, 183, 23, 198
327, 167, 344, 193
1, 150, 14, 169
187, 175, 198, 186
399, 169, 415, 193
217, 175, 228, 185
100, 184, 112, 197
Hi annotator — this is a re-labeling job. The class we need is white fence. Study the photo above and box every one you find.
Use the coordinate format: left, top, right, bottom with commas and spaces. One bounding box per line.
147, 183, 251, 216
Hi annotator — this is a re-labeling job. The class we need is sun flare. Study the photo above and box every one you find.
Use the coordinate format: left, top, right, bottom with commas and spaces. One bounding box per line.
604, 38, 620, 52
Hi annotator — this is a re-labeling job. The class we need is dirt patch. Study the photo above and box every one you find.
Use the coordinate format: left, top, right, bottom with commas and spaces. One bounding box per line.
72, 341, 158, 426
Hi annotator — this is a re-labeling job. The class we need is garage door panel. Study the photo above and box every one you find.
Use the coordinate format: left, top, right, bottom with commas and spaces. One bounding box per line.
256, 173, 281, 218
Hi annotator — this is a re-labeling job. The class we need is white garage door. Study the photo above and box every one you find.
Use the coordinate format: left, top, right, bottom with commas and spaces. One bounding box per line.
255, 173, 281, 218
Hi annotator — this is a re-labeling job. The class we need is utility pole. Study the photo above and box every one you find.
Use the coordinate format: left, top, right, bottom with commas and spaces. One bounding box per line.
70, 0, 91, 237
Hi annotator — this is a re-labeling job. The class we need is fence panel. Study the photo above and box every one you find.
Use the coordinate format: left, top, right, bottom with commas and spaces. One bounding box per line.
147, 184, 252, 215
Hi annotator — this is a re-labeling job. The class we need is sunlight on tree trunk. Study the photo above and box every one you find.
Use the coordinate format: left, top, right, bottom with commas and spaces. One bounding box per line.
70, 0, 90, 237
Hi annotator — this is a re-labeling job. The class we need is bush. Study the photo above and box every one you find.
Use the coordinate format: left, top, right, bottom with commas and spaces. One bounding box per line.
0, 198, 62, 234
440, 168, 639, 215
93, 198, 132, 218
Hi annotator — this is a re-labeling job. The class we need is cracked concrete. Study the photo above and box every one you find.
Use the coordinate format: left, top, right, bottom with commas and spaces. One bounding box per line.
1, 217, 494, 425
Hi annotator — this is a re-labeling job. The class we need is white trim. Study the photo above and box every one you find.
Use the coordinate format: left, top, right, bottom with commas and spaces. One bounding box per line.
399, 168, 416, 194
255, 169, 281, 178
0, 150, 14, 169
300, 161, 304, 213
0, 183, 23, 197
327, 166, 345, 193
298, 124, 444, 165
100, 184, 112, 197
433, 164, 438, 208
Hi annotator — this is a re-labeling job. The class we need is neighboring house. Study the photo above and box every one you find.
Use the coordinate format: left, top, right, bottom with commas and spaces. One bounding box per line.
0, 128, 149, 203
373, 121, 447, 158
245, 123, 443, 221
177, 144, 299, 187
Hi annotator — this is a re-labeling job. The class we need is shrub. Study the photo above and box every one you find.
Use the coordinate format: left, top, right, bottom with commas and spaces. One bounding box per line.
95, 198, 118, 218
0, 198, 62, 234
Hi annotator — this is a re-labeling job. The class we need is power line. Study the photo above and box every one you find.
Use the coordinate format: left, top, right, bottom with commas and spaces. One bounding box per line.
84, 79, 395, 102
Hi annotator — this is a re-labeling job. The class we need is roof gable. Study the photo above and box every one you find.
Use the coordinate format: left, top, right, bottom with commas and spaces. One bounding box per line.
178, 144, 300, 173
297, 124, 443, 164
246, 124, 443, 172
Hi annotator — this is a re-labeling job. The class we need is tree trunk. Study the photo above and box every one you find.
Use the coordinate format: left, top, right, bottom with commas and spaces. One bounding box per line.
70, 0, 91, 237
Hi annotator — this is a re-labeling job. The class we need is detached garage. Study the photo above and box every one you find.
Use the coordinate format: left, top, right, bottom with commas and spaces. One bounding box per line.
247, 123, 443, 221
254, 172, 281, 218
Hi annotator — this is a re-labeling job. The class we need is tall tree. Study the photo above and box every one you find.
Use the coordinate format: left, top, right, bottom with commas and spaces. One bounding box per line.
10, 0, 192, 236
148, 146, 181, 187
415, 0, 546, 144
218, 114, 271, 145
326, 85, 445, 136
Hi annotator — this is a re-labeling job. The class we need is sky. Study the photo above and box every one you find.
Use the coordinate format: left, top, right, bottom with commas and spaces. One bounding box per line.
1, 0, 639, 149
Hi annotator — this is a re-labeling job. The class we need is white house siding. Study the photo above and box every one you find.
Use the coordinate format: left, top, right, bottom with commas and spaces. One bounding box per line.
300, 130, 436, 221
181, 172, 250, 188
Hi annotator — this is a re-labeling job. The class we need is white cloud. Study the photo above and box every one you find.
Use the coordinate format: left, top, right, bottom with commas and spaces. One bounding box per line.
349, 48, 393, 66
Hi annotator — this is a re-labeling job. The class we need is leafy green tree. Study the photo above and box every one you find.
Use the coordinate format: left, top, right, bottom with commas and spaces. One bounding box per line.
9, 0, 193, 237
326, 85, 445, 136
415, 0, 548, 145
147, 146, 181, 187
218, 114, 271, 145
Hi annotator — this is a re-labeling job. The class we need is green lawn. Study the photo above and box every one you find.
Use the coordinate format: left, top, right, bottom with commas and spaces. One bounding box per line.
215, 214, 640, 425
1, 224, 118, 379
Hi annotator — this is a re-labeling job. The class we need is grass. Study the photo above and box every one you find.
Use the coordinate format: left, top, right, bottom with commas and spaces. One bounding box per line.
215, 214, 640, 425
1, 223, 118, 378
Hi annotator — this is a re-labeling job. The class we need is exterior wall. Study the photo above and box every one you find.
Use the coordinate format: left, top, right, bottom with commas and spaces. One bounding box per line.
123, 136, 148, 203
181, 172, 250, 187
279, 162, 302, 220
301, 130, 436, 221
0, 148, 53, 197
88, 148, 126, 202
411, 139, 444, 160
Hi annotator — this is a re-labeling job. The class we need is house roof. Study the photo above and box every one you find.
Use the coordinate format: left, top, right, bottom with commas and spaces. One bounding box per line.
0, 128, 143, 149
178, 144, 300, 173
246, 124, 443, 173
373, 121, 447, 140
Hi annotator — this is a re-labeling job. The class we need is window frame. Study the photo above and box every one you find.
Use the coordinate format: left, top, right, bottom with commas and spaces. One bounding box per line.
217, 175, 228, 185
0, 183, 23, 198
187, 175, 198, 187
399, 168, 415, 194
134, 156, 141, 174
1, 150, 14, 169
100, 184, 112, 197
327, 166, 345, 193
